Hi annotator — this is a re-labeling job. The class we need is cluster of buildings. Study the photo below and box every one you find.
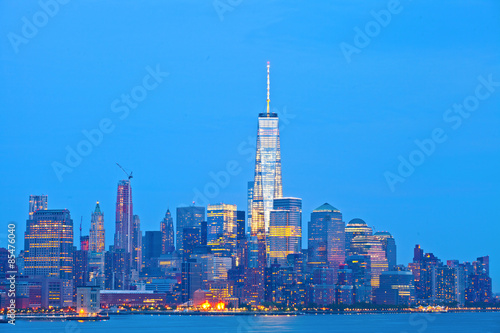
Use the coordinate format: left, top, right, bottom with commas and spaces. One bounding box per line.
0, 63, 495, 311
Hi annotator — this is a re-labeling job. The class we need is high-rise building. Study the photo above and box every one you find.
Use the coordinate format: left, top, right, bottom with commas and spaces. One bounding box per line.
475, 256, 490, 276
29, 195, 48, 219
89, 201, 105, 253
236, 211, 246, 240
73, 248, 89, 287
307, 203, 345, 271
349, 235, 388, 289
374, 231, 397, 270
161, 209, 175, 254
247, 181, 254, 232
143, 231, 163, 260
268, 197, 302, 266
346, 255, 372, 303
244, 62, 282, 305
345, 218, 373, 254
176, 206, 205, 255
183, 227, 202, 260
25, 209, 74, 279
207, 204, 238, 258
250, 62, 283, 239
375, 270, 415, 306
80, 235, 89, 251
88, 251, 105, 289
104, 250, 131, 290
131, 215, 142, 273
114, 180, 133, 254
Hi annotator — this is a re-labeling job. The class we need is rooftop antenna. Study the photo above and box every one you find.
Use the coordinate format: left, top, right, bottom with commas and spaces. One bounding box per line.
116, 163, 133, 180
266, 61, 270, 114
80, 216, 82, 241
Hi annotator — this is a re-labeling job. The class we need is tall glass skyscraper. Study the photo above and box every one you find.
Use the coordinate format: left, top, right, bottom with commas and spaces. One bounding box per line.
25, 209, 74, 279
268, 197, 302, 266
349, 235, 388, 289
244, 62, 282, 305
131, 214, 142, 272
114, 180, 133, 253
161, 209, 175, 254
307, 203, 345, 270
207, 203, 237, 256
176, 206, 205, 255
89, 201, 105, 253
251, 62, 283, 251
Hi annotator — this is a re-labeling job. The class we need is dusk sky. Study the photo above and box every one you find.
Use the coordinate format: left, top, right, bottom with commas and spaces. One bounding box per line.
1, 1, 499, 291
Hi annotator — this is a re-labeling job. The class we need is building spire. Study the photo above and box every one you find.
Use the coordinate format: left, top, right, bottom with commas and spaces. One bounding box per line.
266, 61, 270, 114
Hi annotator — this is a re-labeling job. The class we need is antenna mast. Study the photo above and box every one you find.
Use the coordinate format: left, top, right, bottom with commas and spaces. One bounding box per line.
266, 61, 270, 114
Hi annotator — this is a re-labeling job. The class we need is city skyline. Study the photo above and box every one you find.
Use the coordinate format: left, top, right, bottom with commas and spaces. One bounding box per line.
1, 61, 496, 314
1, 1, 499, 296
3, 58, 499, 291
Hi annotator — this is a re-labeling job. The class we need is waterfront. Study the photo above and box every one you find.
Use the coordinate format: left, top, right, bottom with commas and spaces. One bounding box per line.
9, 312, 500, 332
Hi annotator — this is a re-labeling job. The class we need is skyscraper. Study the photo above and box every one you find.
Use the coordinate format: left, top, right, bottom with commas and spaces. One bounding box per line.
89, 201, 105, 253
307, 203, 345, 270
268, 197, 302, 266
247, 181, 254, 232
251, 62, 283, 238
345, 218, 373, 254
114, 180, 133, 253
244, 62, 282, 305
374, 231, 397, 270
29, 194, 48, 218
143, 231, 162, 259
176, 206, 205, 255
207, 203, 238, 256
349, 235, 388, 289
131, 214, 142, 272
25, 209, 74, 279
161, 209, 175, 254
375, 271, 415, 306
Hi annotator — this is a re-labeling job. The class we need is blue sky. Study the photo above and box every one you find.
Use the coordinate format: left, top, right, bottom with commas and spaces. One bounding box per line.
1, 1, 499, 291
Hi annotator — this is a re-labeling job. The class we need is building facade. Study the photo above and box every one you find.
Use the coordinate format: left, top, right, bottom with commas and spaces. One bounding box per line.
25, 209, 74, 279
268, 197, 302, 266
89, 201, 105, 253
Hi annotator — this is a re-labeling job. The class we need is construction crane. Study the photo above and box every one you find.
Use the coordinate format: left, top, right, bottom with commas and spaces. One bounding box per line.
116, 163, 133, 180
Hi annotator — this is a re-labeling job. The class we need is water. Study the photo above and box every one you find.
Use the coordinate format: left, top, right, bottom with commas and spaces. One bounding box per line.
7, 312, 500, 333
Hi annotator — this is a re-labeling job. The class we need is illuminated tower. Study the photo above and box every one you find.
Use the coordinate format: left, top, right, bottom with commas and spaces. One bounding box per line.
207, 203, 238, 257
244, 62, 282, 305
345, 218, 373, 254
131, 214, 142, 272
89, 201, 105, 252
24, 209, 74, 279
251, 61, 283, 251
307, 203, 345, 271
268, 197, 302, 266
161, 209, 175, 254
350, 235, 388, 289
114, 180, 133, 253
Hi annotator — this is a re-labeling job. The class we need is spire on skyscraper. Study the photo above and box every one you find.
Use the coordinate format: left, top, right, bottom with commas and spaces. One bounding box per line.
266, 61, 270, 114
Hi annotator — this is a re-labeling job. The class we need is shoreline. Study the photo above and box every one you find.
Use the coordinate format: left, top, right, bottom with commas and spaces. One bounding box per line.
12, 308, 500, 320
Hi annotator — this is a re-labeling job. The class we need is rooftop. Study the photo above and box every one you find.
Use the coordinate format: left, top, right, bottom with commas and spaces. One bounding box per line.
313, 203, 340, 212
